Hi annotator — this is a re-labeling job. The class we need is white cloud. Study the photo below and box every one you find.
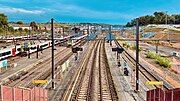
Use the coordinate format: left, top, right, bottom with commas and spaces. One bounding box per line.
0, 6, 45, 14
53, 3, 133, 19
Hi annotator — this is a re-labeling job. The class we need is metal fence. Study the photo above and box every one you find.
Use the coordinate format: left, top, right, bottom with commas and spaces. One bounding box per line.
147, 88, 180, 101
0, 85, 48, 101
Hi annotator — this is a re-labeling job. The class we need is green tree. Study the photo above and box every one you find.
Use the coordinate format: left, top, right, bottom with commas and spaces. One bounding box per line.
138, 15, 155, 25
16, 21, 24, 25
24, 28, 29, 33
0, 13, 8, 26
0, 13, 8, 35
0, 28, 3, 33
126, 22, 132, 27
153, 12, 166, 24
18, 28, 23, 35
125, 11, 180, 26
173, 14, 180, 24
30, 21, 38, 31
8, 26, 14, 32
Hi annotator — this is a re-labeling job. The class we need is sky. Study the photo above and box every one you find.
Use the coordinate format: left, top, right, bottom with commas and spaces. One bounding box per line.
0, 0, 180, 24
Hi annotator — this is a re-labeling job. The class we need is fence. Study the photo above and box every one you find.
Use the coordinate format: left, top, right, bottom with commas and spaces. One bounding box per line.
0, 85, 48, 101
147, 88, 180, 101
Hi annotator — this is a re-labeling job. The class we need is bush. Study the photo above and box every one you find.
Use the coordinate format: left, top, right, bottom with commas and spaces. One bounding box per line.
126, 44, 130, 48
123, 42, 126, 47
155, 56, 172, 68
146, 51, 172, 68
123, 42, 130, 49
146, 51, 157, 59
132, 45, 142, 51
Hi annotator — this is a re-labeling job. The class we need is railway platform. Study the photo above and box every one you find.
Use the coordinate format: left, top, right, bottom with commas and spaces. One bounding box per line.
105, 41, 143, 101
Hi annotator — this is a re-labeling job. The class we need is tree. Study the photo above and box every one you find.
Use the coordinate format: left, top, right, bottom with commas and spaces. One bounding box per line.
173, 14, 180, 24
125, 12, 180, 26
24, 28, 29, 33
0, 13, 8, 27
18, 28, 23, 35
30, 21, 38, 31
0, 13, 8, 35
153, 12, 166, 24
16, 21, 24, 25
0, 28, 3, 33
126, 22, 132, 27
8, 26, 14, 32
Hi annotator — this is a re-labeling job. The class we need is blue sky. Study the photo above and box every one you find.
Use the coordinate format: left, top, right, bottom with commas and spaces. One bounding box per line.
0, 0, 180, 24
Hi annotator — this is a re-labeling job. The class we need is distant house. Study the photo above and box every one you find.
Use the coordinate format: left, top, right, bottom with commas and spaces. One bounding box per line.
43, 24, 61, 32
43, 24, 51, 31
9, 24, 32, 30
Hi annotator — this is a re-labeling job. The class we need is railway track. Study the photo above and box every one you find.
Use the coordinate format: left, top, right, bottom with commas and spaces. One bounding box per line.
4, 40, 86, 88
98, 39, 118, 101
62, 39, 118, 101
114, 40, 173, 90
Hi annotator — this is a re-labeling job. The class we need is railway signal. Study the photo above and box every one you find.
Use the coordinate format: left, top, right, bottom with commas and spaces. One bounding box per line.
156, 40, 159, 54
124, 67, 129, 76
112, 47, 124, 53
112, 47, 124, 66
72, 47, 83, 61
72, 47, 83, 53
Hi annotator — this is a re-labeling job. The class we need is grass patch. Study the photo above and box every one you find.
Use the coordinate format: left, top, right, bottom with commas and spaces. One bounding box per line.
146, 51, 172, 68
132, 45, 142, 51
123, 42, 130, 48
155, 56, 172, 68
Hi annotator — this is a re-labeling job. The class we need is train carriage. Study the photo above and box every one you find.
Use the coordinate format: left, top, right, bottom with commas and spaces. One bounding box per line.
0, 35, 81, 60
0, 48, 14, 60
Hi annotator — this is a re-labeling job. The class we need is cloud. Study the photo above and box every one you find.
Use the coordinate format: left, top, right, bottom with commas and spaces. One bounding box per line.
52, 3, 133, 20
0, 6, 45, 14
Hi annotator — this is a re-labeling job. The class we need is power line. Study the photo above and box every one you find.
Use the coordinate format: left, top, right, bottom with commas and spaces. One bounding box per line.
0, 38, 179, 42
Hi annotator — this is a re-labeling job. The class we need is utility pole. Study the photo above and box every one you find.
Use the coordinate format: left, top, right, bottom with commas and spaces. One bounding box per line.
135, 18, 139, 92
165, 11, 168, 25
51, 18, 55, 89
165, 11, 170, 42
36, 45, 39, 59
28, 25, 31, 59
63, 27, 64, 38
109, 25, 112, 46
87, 25, 89, 41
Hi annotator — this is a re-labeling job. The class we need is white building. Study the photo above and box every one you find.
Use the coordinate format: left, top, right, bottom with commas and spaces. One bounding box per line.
9, 24, 32, 30
147, 24, 180, 31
